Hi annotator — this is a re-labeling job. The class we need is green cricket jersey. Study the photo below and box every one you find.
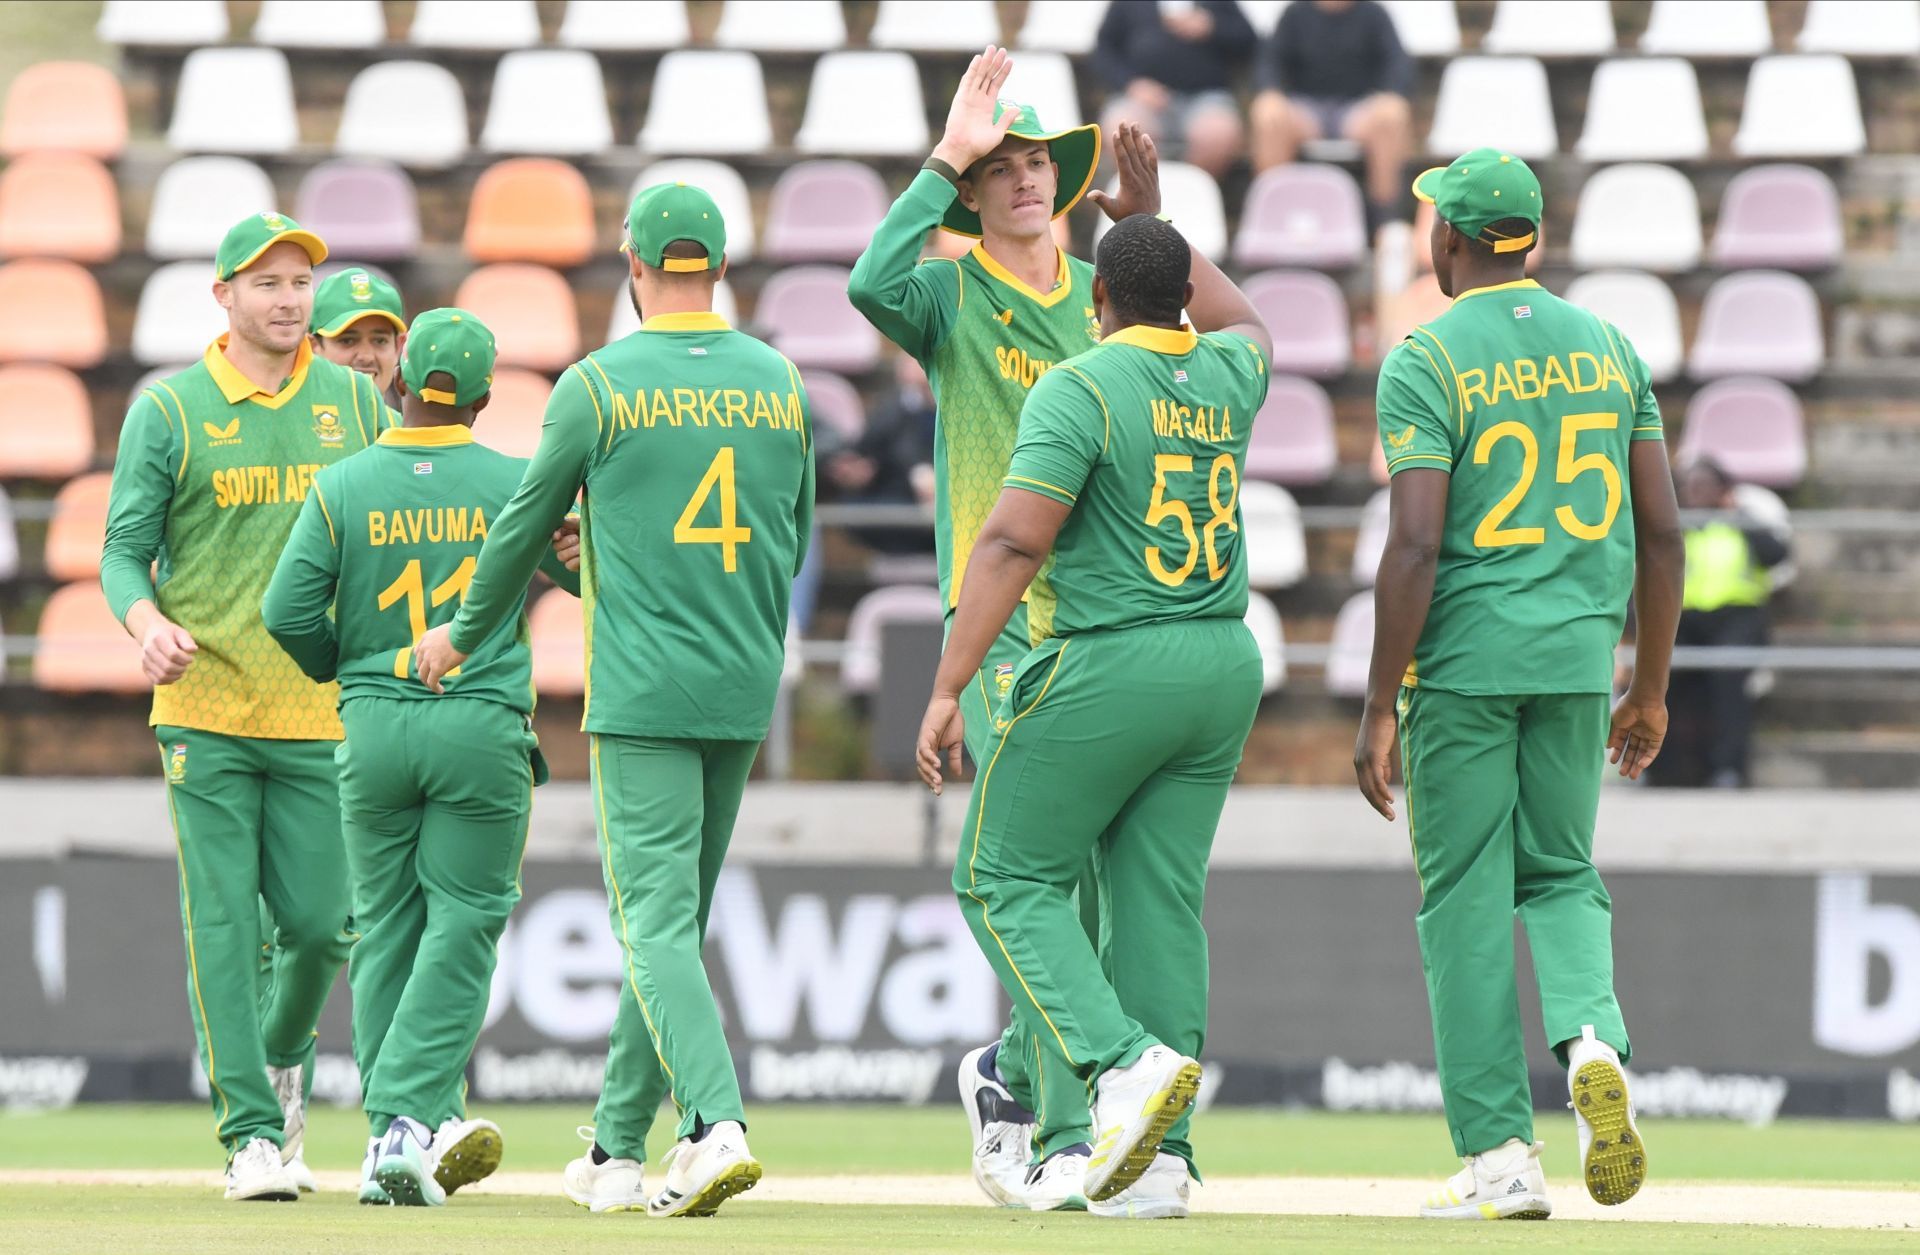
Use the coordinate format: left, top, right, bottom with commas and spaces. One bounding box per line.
848, 169, 1105, 611
101, 336, 391, 739
260, 425, 581, 713
448, 311, 815, 741
1376, 277, 1665, 696
1005, 324, 1272, 640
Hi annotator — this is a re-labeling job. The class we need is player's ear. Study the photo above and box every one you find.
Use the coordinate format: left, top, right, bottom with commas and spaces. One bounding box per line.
213, 279, 233, 311
1182, 280, 1195, 315
717, 255, 729, 283
393, 372, 410, 399
955, 177, 982, 213
627, 251, 645, 283
394, 332, 407, 358
471, 391, 491, 416
1092, 272, 1107, 314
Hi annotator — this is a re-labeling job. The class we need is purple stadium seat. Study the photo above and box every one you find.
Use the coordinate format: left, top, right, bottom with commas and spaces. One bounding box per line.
1233, 165, 1367, 269
755, 266, 880, 374
1677, 377, 1808, 489
1244, 270, 1351, 378
800, 369, 865, 445
295, 159, 420, 261
1246, 375, 1337, 486
763, 161, 892, 264
841, 584, 944, 694
1710, 164, 1844, 271
1326, 590, 1375, 698
1687, 270, 1824, 382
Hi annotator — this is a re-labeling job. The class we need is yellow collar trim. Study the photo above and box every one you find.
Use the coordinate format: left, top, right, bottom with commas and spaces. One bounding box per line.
378, 425, 474, 448
1453, 278, 1541, 303
970, 243, 1072, 308
641, 311, 731, 332
1103, 323, 1199, 355
204, 335, 314, 409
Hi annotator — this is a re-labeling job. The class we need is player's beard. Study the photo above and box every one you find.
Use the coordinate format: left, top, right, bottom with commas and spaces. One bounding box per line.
627, 277, 643, 326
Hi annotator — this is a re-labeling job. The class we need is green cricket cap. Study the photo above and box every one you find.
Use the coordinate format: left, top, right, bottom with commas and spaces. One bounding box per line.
622, 181, 726, 271
1412, 148, 1542, 254
214, 211, 327, 281
941, 100, 1101, 239
311, 267, 407, 337
400, 308, 495, 408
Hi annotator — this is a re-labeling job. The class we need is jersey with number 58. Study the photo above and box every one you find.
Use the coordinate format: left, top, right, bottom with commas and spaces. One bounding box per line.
1377, 277, 1666, 696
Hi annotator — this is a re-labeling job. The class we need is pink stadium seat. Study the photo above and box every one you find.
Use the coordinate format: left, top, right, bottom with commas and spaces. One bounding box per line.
528, 585, 585, 697
34, 581, 148, 693
0, 365, 94, 478
763, 160, 892, 265
1687, 271, 1824, 382
1710, 164, 1844, 271
296, 159, 421, 262
464, 157, 597, 267
0, 153, 120, 263
755, 266, 881, 374
0, 62, 127, 159
1677, 377, 1809, 489
1233, 165, 1367, 270
1245, 375, 1337, 487
453, 265, 580, 372
1244, 270, 1351, 378
1326, 590, 1375, 698
0, 260, 106, 367
473, 369, 552, 460
841, 584, 944, 694
44, 470, 110, 582
800, 370, 866, 444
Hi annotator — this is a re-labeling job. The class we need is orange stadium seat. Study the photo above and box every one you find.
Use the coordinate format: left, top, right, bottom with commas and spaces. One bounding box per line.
33, 581, 148, 694
0, 62, 128, 160
464, 158, 597, 267
0, 153, 120, 263
474, 368, 553, 460
0, 260, 106, 367
528, 586, 585, 698
45, 471, 110, 582
453, 265, 580, 372
0, 365, 94, 478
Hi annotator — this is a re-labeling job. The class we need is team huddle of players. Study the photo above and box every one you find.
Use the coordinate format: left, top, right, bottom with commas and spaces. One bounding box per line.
101, 44, 1678, 1223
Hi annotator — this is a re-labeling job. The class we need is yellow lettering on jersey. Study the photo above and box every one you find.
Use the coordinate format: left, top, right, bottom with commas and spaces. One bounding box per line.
1541, 354, 1571, 395
672, 387, 698, 428
721, 389, 746, 428
1459, 354, 1633, 414
747, 390, 770, 428
1512, 358, 1541, 400
650, 388, 672, 427
768, 390, 801, 432
1459, 368, 1491, 413
1599, 354, 1630, 395
698, 389, 721, 429
996, 345, 1055, 390
368, 511, 385, 546
612, 391, 639, 430
1569, 352, 1601, 392
361, 506, 489, 547
1489, 362, 1519, 406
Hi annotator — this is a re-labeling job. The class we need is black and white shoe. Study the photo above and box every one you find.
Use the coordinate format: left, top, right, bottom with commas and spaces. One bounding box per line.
959, 1042, 1035, 1208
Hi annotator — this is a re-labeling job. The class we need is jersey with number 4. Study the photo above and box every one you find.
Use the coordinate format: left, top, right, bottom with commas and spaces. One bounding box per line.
1005, 324, 1271, 641
1377, 278, 1665, 696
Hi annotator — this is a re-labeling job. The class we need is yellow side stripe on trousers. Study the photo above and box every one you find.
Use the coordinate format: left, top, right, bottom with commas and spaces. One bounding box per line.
964, 640, 1076, 1067
165, 778, 231, 1144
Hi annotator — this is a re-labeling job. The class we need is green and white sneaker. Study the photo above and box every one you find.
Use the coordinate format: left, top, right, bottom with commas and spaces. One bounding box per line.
374, 1117, 446, 1207
359, 1136, 391, 1205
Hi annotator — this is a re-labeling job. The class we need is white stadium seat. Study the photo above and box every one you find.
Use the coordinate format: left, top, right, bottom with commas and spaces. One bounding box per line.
795, 53, 929, 156
1380, 0, 1463, 57
1569, 164, 1701, 273
1017, 0, 1106, 54
1482, 0, 1614, 55
1326, 592, 1375, 698
870, 0, 1001, 50
133, 262, 230, 365
409, 0, 540, 47
712, 0, 845, 51
1425, 57, 1557, 158
1797, 0, 1920, 55
607, 276, 736, 343
640, 52, 772, 155
1239, 0, 1289, 36
1003, 53, 1083, 130
630, 160, 756, 262
1639, 0, 1773, 56
252, 0, 387, 48
559, 0, 690, 50
481, 50, 614, 156
146, 157, 277, 260
1563, 270, 1684, 383
841, 585, 945, 695
1733, 56, 1866, 157
98, 0, 229, 45
1351, 488, 1391, 587
1244, 592, 1289, 695
1094, 161, 1228, 260
168, 49, 299, 155
1576, 59, 1708, 162
336, 61, 469, 168
1240, 481, 1307, 591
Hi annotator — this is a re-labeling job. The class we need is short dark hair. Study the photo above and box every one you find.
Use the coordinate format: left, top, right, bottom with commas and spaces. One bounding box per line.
1096, 214, 1190, 325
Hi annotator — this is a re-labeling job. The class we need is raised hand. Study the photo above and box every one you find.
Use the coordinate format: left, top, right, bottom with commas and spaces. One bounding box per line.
1087, 122, 1163, 223
931, 45, 1018, 173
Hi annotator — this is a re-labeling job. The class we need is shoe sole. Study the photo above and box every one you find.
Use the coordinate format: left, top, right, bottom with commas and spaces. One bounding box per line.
1090, 1202, 1189, 1220
224, 1185, 297, 1202
650, 1158, 763, 1217
357, 1184, 391, 1206
567, 1191, 646, 1214
435, 1124, 504, 1196
1574, 1059, 1646, 1206
376, 1156, 446, 1207
1086, 1060, 1203, 1203
1419, 1198, 1552, 1221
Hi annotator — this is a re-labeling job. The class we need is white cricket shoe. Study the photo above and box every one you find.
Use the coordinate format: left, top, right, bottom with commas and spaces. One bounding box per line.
285, 1151, 318, 1194
225, 1136, 298, 1202
1089, 1151, 1190, 1219
563, 1126, 648, 1214
359, 1136, 391, 1205
267, 1063, 304, 1162
1084, 1044, 1202, 1203
1419, 1137, 1551, 1220
958, 1042, 1035, 1208
374, 1116, 446, 1207
648, 1120, 762, 1217
432, 1116, 503, 1195
1019, 1144, 1089, 1212
1568, 1026, 1647, 1206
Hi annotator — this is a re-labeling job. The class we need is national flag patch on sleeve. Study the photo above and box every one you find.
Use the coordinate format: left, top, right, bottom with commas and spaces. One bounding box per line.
414, 462, 433, 475
1514, 305, 1532, 319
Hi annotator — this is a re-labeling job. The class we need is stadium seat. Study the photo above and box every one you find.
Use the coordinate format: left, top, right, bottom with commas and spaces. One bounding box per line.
1576, 59, 1708, 162
1233, 165, 1367, 269
1244, 591, 1288, 695
1569, 164, 1701, 272
1017, 0, 1105, 53
466, 158, 597, 267
473, 369, 553, 460
605, 277, 739, 343
0, 261, 106, 367
296, 160, 420, 262
1562, 270, 1684, 384
841, 585, 944, 695
1094, 161, 1229, 259
453, 265, 580, 372
639, 52, 772, 155
1351, 487, 1391, 586
336, 62, 470, 169
145, 157, 277, 260
0, 365, 94, 479
1425, 57, 1557, 158
632, 160, 756, 262
132, 262, 226, 365
1376, 272, 1451, 361
1798, 0, 1920, 55
409, 0, 540, 47
97, 0, 229, 45
796, 53, 930, 156
168, 48, 299, 155
1245, 271, 1350, 379
799, 370, 866, 445
1639, 0, 1773, 56
1239, 0, 1288, 35
1482, 0, 1614, 54
1380, 0, 1464, 56
560, 0, 690, 49
528, 585, 585, 697
1003, 52, 1083, 130
1241, 480, 1308, 590
1688, 271, 1824, 383
763, 161, 891, 264
871, 0, 1001, 50
1733, 56, 1865, 157
252, 0, 387, 47
1325, 591, 1375, 698
0, 62, 127, 160
0, 487, 17, 580
1246, 375, 1338, 487
1677, 377, 1808, 488
33, 582, 148, 694
756, 266, 882, 374
1710, 164, 1844, 270
126, 365, 192, 416
481, 50, 615, 156
45, 471, 110, 582
0, 154, 120, 264
712, 0, 846, 50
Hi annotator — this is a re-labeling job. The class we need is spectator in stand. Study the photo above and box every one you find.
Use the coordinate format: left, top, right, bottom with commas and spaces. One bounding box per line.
825, 354, 937, 556
1092, 1, 1256, 181
1251, 0, 1415, 235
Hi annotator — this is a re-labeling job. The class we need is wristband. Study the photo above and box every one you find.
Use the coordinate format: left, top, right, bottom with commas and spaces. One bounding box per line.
923, 156, 962, 186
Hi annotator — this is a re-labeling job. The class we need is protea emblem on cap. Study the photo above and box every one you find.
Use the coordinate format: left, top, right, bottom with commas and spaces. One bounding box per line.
263, 212, 286, 229
350, 271, 372, 300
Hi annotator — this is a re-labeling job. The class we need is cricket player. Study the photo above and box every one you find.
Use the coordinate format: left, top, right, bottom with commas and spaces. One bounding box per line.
100, 213, 388, 1201
848, 44, 1162, 1214
1352, 149, 1685, 1219
310, 266, 406, 402
915, 208, 1273, 1207
412, 182, 814, 1219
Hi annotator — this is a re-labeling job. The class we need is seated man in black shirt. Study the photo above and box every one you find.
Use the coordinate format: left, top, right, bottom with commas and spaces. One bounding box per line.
1092, 0, 1255, 181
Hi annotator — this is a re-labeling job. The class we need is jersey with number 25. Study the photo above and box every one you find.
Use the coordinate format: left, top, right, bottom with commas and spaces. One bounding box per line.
1377, 278, 1665, 696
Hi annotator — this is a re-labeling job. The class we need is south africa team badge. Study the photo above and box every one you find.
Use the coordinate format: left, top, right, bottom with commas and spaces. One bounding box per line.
167, 743, 187, 783
994, 662, 1014, 696
312, 405, 344, 445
